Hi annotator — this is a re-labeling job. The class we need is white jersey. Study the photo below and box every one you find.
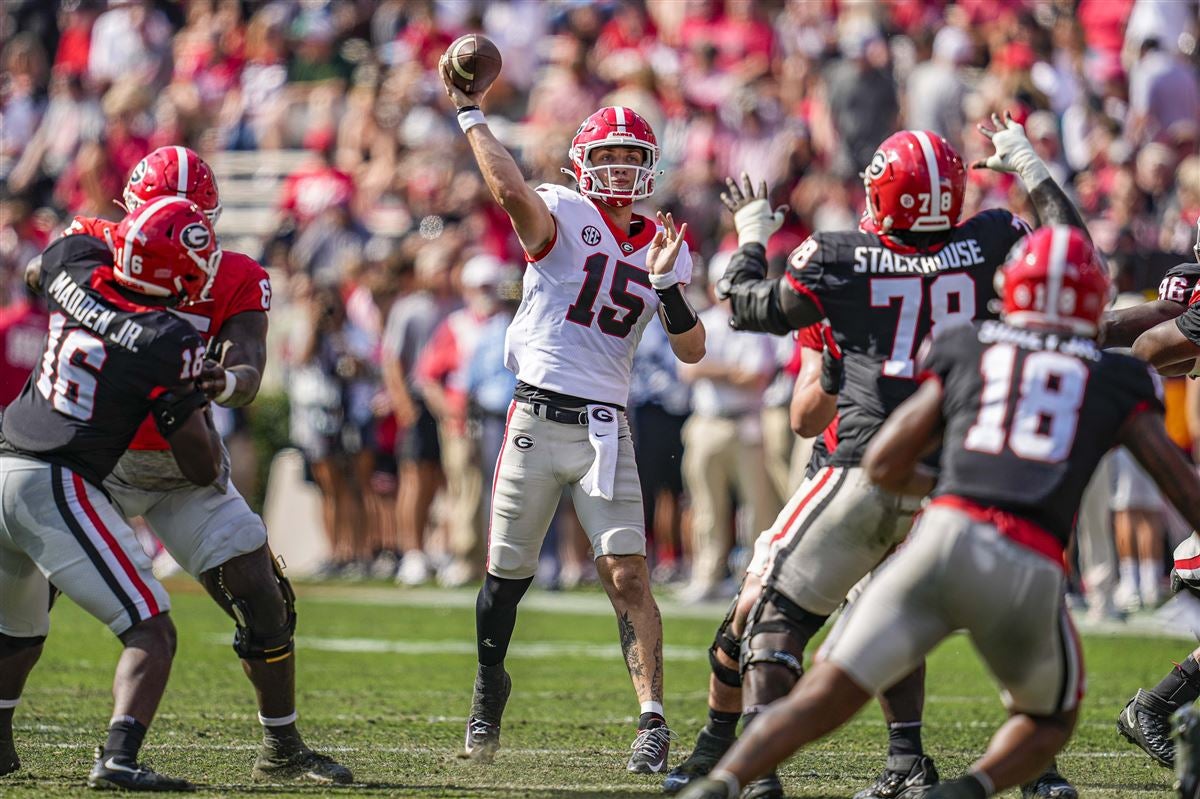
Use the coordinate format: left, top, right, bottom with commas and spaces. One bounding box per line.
504, 184, 693, 406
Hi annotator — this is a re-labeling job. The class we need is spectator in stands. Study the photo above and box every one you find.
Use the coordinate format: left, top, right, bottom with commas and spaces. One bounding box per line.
382, 240, 461, 586
7, 68, 103, 203
629, 310, 692, 582
678, 254, 778, 602
824, 20, 898, 178
87, 0, 172, 91
1127, 37, 1200, 146
905, 26, 972, 151
416, 255, 519, 587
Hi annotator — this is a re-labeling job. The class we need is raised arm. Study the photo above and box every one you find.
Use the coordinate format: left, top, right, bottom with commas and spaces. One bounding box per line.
439, 55, 554, 257
714, 175, 823, 334
974, 112, 1087, 232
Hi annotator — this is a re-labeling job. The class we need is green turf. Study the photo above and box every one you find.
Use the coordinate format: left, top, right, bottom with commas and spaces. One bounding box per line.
1, 579, 1178, 797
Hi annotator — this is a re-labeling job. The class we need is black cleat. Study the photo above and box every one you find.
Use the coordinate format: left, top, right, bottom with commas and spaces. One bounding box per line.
87, 748, 194, 792
853, 755, 939, 799
459, 665, 511, 764
1117, 688, 1176, 768
251, 743, 352, 784
741, 772, 784, 799
0, 738, 18, 776
662, 727, 736, 793
1021, 764, 1078, 799
629, 725, 674, 774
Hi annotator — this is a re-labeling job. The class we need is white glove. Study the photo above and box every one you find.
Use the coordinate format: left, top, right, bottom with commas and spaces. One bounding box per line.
734, 198, 786, 249
976, 112, 1051, 188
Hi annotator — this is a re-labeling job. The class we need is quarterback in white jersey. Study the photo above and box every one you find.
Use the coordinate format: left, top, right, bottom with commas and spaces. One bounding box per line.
441, 53, 705, 776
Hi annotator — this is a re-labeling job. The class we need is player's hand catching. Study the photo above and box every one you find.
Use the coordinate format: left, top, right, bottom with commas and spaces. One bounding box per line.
439, 52, 487, 109
973, 112, 1048, 186
196, 360, 227, 400
720, 173, 787, 248
646, 211, 689, 277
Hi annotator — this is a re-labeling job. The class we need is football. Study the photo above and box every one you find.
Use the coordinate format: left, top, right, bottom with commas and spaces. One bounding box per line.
443, 33, 502, 96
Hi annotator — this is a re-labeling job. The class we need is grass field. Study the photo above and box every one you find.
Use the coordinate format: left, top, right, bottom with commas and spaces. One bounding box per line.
1, 578, 1181, 798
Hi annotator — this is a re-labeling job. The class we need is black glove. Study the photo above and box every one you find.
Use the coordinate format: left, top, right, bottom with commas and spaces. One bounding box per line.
818, 325, 844, 394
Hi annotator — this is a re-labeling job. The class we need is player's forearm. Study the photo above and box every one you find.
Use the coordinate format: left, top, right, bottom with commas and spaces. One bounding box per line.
667, 321, 705, 364
1122, 412, 1200, 532
1026, 177, 1087, 233
791, 387, 836, 438
466, 125, 552, 253
24, 255, 42, 293
1133, 322, 1199, 374
720, 244, 821, 334
1101, 301, 1183, 348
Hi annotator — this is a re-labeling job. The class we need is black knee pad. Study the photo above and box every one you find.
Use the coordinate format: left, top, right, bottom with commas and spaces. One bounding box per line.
0, 633, 46, 656
740, 588, 829, 681
202, 555, 296, 662
708, 596, 743, 688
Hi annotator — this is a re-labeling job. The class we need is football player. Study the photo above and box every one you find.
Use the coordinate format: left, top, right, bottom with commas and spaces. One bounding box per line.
440, 55, 705, 773
688, 114, 1086, 799
679, 225, 1200, 799
664, 321, 842, 794
1108, 216, 1200, 772
0, 199, 221, 789
1100, 218, 1200, 349
61, 146, 350, 783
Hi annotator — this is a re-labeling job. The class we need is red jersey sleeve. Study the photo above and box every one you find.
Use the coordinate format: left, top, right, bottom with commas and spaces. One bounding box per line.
214, 251, 272, 319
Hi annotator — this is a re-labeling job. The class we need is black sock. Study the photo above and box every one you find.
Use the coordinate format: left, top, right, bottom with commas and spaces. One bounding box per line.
262, 721, 303, 749
0, 707, 13, 741
706, 708, 740, 739
1151, 655, 1200, 708
945, 774, 990, 799
103, 718, 147, 761
639, 712, 666, 730
887, 721, 923, 760
476, 574, 533, 666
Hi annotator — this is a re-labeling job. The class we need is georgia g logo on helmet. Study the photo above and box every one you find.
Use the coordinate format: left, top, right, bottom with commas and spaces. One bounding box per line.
181, 222, 212, 251
129, 158, 148, 185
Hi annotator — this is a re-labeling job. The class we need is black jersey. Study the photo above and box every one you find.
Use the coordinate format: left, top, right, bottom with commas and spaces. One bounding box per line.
0, 235, 207, 488
923, 320, 1162, 546
1158, 261, 1200, 305
787, 208, 1030, 466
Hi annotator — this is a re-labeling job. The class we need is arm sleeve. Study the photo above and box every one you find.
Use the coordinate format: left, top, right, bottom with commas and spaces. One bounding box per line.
722, 243, 823, 334
1177, 305, 1200, 348
223, 260, 272, 315
147, 326, 209, 437
1160, 263, 1200, 305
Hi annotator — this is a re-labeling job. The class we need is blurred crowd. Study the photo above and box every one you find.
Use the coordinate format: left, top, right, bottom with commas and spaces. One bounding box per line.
1, 0, 1199, 602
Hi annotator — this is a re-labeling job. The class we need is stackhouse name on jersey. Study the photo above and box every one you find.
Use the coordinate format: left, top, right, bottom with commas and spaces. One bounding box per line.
0, 235, 206, 488
923, 320, 1162, 547
786, 208, 1030, 466
505, 184, 693, 407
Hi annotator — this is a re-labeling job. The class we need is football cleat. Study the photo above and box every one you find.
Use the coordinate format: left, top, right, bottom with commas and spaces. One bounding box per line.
853, 755, 939, 799
740, 772, 784, 799
663, 727, 737, 793
628, 725, 674, 774
459, 665, 511, 764
251, 743, 352, 784
87, 747, 194, 791
1020, 763, 1077, 798
0, 738, 18, 776
1117, 688, 1176, 768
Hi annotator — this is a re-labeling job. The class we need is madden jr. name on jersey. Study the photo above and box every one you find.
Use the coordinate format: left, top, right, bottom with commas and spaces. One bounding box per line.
44, 268, 145, 352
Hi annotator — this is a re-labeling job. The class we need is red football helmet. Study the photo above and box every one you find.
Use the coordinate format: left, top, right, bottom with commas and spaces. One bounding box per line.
861, 130, 966, 234
997, 225, 1109, 336
123, 146, 222, 224
113, 196, 222, 306
566, 106, 661, 207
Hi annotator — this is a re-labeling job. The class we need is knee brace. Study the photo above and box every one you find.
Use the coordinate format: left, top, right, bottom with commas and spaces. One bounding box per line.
708, 598, 743, 688
0, 634, 46, 657
202, 555, 296, 663
740, 588, 829, 682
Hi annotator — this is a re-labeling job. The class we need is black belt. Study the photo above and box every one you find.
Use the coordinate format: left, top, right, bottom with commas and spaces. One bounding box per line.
518, 397, 589, 425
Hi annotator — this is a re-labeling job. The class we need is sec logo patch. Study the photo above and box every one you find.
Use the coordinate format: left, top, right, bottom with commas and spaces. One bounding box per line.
581, 225, 602, 246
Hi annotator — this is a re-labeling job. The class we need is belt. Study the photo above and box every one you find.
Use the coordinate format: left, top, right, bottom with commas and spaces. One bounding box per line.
518, 397, 589, 425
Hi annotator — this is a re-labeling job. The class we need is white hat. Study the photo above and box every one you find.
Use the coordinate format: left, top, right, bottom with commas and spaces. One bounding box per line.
461, 254, 511, 288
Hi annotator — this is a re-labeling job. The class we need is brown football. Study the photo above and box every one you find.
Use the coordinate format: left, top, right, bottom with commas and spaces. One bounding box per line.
443, 33, 502, 96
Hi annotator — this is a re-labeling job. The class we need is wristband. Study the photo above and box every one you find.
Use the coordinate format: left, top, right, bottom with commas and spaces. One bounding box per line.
655, 284, 699, 334
648, 270, 679, 290
215, 369, 238, 405
458, 109, 487, 133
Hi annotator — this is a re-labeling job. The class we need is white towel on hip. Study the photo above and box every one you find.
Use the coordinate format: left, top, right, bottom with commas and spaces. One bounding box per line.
581, 404, 619, 500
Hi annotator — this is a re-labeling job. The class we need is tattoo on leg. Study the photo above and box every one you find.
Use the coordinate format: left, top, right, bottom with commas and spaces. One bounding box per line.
651, 604, 663, 701
618, 611, 645, 680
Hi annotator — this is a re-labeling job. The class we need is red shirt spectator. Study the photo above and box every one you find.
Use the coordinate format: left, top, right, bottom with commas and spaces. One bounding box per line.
0, 296, 49, 407
1078, 0, 1136, 60
279, 157, 356, 227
